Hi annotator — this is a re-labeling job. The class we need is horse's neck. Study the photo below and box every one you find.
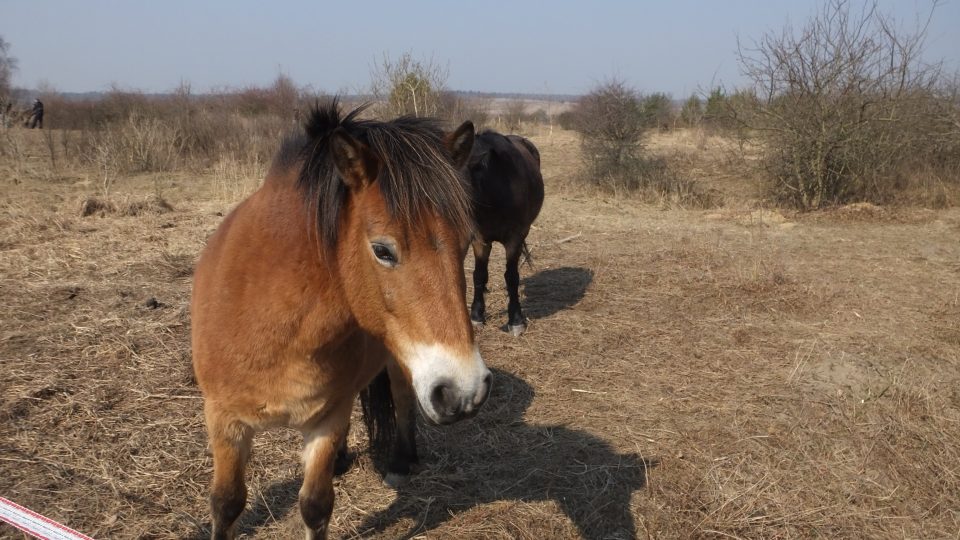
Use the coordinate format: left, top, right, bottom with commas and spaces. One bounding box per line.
246, 182, 356, 348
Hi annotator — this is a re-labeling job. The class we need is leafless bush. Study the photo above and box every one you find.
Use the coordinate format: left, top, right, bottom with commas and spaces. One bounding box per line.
556, 110, 578, 130
0, 36, 16, 105
502, 100, 527, 133
680, 95, 704, 127
439, 92, 490, 130
42, 129, 59, 174
572, 79, 716, 206
642, 93, 675, 130
33, 83, 292, 182
737, 0, 958, 209
370, 52, 448, 118
572, 79, 647, 186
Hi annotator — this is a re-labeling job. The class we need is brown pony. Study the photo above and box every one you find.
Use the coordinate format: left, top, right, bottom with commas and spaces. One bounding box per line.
191, 101, 491, 540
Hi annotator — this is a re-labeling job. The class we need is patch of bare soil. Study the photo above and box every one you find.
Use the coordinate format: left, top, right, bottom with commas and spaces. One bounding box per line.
2, 130, 959, 539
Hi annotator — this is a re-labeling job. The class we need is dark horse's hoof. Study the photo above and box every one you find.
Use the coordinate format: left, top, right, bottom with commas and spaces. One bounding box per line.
383, 472, 409, 488
383, 462, 423, 488
507, 323, 527, 337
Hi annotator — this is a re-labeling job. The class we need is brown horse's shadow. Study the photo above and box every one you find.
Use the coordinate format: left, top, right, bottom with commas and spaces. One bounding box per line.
228, 368, 653, 539
358, 369, 655, 539
519, 266, 593, 321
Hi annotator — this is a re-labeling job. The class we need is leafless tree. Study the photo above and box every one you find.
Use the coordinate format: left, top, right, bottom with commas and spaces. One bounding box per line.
502, 99, 527, 133
1, 36, 18, 116
369, 52, 449, 118
737, 0, 954, 208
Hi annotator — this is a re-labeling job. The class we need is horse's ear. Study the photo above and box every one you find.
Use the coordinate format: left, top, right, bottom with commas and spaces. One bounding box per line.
330, 128, 380, 189
446, 121, 475, 168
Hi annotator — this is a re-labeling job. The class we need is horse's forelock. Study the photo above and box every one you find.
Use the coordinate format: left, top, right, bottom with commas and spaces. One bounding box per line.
293, 101, 474, 250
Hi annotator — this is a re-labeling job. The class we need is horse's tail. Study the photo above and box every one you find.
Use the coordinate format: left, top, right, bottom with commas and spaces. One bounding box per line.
521, 241, 533, 267
360, 369, 396, 462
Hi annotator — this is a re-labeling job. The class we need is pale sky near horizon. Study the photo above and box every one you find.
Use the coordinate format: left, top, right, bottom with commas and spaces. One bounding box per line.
3, 1, 959, 97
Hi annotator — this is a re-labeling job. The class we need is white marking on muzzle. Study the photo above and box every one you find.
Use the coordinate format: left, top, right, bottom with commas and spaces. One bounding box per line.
403, 343, 489, 422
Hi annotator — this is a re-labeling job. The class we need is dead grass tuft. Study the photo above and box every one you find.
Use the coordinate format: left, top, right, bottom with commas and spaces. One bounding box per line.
79, 196, 117, 217
79, 194, 174, 218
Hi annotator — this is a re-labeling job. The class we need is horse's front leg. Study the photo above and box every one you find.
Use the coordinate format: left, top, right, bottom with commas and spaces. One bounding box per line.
300, 403, 352, 540
470, 239, 492, 326
205, 406, 253, 540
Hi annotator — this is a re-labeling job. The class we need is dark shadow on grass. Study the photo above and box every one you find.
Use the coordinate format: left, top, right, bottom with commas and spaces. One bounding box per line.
225, 368, 652, 539
231, 451, 359, 536
235, 476, 300, 536
358, 369, 655, 539
521, 266, 594, 320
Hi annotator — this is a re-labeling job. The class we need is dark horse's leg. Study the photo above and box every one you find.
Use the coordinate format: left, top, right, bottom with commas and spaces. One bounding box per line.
384, 361, 419, 487
469, 239, 492, 326
504, 236, 528, 336
332, 422, 353, 475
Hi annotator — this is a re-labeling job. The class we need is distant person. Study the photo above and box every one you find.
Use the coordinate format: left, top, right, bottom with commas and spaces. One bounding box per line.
27, 98, 43, 129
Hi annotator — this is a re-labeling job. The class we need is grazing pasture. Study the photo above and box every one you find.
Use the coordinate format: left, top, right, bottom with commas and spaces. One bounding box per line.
2, 126, 959, 538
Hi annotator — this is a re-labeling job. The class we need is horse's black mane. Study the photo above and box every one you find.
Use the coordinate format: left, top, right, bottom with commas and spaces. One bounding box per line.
279, 98, 473, 247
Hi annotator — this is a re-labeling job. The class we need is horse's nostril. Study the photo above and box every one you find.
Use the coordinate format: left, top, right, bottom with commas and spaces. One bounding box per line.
430, 380, 457, 415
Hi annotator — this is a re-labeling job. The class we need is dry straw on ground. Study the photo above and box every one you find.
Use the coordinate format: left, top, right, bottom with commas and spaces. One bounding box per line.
2, 128, 959, 538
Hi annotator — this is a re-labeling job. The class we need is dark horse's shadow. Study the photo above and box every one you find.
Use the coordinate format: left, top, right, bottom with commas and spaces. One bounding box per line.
359, 369, 655, 539
520, 266, 593, 320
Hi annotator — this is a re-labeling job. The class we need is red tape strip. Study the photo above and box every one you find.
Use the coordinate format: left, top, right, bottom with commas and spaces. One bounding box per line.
0, 497, 94, 540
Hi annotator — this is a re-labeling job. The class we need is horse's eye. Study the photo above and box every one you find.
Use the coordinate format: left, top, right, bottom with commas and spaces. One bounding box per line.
371, 243, 398, 266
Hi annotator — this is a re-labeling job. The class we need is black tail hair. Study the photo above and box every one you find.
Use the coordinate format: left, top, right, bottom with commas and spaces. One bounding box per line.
521, 241, 533, 267
360, 369, 396, 463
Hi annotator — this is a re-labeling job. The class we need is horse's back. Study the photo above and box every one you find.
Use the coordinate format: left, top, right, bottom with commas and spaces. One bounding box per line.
506, 134, 541, 168
471, 131, 544, 242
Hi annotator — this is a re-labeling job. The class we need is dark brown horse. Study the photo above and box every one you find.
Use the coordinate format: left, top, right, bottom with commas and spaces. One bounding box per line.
467, 130, 544, 336
191, 101, 491, 540
355, 131, 546, 488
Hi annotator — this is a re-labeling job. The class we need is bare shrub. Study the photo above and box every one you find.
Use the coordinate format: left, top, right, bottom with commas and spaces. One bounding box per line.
38, 83, 292, 181
680, 95, 704, 127
0, 36, 16, 105
642, 92, 674, 130
572, 79, 716, 206
439, 92, 490, 130
737, 0, 958, 209
74, 112, 180, 176
121, 113, 181, 172
42, 129, 59, 174
573, 79, 647, 186
556, 110, 578, 130
370, 52, 448, 118
502, 99, 527, 133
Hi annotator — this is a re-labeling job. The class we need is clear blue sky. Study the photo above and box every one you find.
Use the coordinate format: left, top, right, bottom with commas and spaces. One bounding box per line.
3, 0, 958, 96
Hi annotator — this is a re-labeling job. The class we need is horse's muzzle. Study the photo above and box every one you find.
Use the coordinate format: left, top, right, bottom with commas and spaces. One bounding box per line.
425, 370, 492, 425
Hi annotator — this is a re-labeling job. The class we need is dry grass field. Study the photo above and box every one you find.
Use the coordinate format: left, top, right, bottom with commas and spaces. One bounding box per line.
2, 126, 959, 539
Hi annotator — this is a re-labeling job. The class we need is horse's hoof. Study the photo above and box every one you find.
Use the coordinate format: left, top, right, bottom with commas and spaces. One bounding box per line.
507, 323, 527, 337
383, 472, 410, 488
